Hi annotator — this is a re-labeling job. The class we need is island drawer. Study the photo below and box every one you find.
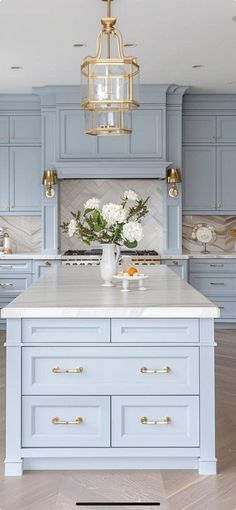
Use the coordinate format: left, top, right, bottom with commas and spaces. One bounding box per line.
22, 396, 110, 447
189, 275, 236, 296
22, 346, 199, 396
111, 319, 199, 343
0, 260, 32, 273
112, 396, 199, 448
22, 318, 111, 343
190, 259, 236, 273
0, 275, 32, 295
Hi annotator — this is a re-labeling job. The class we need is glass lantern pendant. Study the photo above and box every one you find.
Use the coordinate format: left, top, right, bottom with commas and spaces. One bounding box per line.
81, 0, 140, 136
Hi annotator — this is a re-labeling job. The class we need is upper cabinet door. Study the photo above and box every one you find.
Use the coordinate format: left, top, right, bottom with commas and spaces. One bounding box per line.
59, 109, 97, 158
0, 147, 10, 212
217, 146, 236, 212
10, 115, 41, 144
130, 109, 164, 157
183, 146, 216, 212
217, 116, 236, 144
183, 115, 217, 144
0, 116, 10, 144
10, 146, 41, 212
98, 135, 130, 156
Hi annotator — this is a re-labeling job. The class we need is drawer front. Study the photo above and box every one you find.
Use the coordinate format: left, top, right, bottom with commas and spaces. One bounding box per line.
213, 299, 236, 319
33, 260, 61, 280
190, 275, 236, 296
22, 346, 199, 396
22, 318, 111, 343
0, 259, 32, 273
112, 396, 199, 447
111, 319, 199, 343
22, 396, 110, 447
0, 275, 32, 295
190, 259, 236, 273
163, 260, 188, 281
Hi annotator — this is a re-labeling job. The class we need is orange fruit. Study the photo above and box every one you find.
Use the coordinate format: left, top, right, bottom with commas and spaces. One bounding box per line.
127, 266, 138, 276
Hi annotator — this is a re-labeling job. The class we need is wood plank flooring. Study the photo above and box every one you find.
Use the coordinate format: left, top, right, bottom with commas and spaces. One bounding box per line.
0, 329, 236, 510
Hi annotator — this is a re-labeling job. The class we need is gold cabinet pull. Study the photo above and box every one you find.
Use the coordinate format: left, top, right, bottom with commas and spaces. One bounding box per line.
140, 416, 171, 425
172, 260, 179, 266
210, 264, 224, 268
44, 261, 52, 267
140, 366, 170, 374
52, 416, 83, 425
0, 282, 14, 288
52, 366, 83, 374
0, 265, 13, 269
210, 282, 225, 286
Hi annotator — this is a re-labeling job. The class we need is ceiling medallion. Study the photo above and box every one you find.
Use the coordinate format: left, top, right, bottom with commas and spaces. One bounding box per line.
80, 0, 140, 136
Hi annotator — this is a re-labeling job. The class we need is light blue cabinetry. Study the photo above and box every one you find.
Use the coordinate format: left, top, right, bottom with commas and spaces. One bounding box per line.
0, 147, 10, 212
183, 146, 216, 212
33, 259, 61, 279
216, 146, 236, 211
162, 259, 188, 280
9, 147, 41, 212
0, 114, 40, 145
130, 109, 164, 157
183, 115, 217, 144
0, 116, 9, 143
0, 260, 33, 328
59, 109, 97, 158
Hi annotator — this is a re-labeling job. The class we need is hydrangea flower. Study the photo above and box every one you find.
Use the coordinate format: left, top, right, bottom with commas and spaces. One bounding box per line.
123, 190, 138, 201
68, 219, 76, 237
102, 203, 127, 227
122, 221, 144, 243
84, 197, 100, 210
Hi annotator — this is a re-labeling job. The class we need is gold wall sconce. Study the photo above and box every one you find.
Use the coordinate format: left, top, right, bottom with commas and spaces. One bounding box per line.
167, 168, 182, 198
42, 170, 58, 198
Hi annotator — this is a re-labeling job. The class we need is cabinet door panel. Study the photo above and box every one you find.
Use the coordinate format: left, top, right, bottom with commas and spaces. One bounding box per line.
59, 109, 97, 158
10, 115, 41, 144
98, 135, 130, 155
0, 147, 10, 212
217, 147, 236, 212
131, 109, 163, 157
183, 115, 216, 144
183, 146, 216, 212
10, 147, 41, 212
217, 116, 236, 143
163, 260, 188, 280
0, 116, 10, 144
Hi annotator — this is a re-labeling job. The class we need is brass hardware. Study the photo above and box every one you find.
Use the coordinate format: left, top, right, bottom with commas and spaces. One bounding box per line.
172, 260, 179, 266
80, 0, 140, 136
0, 265, 13, 269
210, 264, 224, 268
42, 170, 58, 199
52, 366, 83, 374
217, 203, 222, 209
167, 168, 181, 199
219, 306, 224, 310
44, 261, 52, 267
52, 416, 83, 425
0, 282, 14, 288
210, 282, 225, 286
140, 366, 170, 374
140, 416, 171, 425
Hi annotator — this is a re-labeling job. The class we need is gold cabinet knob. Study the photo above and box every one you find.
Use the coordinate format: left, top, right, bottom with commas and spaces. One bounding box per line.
44, 261, 52, 267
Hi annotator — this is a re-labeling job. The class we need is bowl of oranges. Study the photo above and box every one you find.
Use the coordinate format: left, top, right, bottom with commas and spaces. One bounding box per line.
112, 266, 149, 292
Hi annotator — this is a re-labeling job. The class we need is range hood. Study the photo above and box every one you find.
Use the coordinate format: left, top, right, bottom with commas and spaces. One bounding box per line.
55, 159, 172, 180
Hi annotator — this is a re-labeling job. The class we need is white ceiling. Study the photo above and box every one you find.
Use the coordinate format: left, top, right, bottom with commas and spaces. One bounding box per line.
0, 0, 236, 94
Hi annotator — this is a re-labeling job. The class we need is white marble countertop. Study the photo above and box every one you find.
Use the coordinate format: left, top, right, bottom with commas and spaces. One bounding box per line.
0, 253, 62, 260
1, 252, 236, 260
1, 265, 219, 319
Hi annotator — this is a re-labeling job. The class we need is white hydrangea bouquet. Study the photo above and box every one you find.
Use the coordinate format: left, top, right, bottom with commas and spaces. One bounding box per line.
61, 190, 149, 250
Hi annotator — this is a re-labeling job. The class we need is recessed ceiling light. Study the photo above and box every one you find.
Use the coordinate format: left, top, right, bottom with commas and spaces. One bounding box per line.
124, 43, 138, 48
192, 64, 205, 69
228, 80, 236, 84
232, 15, 236, 21
73, 43, 87, 48
11, 66, 23, 70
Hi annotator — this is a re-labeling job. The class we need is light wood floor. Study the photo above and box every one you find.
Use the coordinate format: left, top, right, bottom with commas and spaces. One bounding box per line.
0, 330, 236, 510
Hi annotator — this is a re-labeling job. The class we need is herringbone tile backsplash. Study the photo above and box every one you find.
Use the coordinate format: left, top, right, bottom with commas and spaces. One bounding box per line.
60, 180, 164, 253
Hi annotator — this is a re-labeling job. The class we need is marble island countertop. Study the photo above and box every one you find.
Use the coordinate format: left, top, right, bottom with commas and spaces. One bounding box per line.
1, 265, 219, 319
0, 252, 236, 260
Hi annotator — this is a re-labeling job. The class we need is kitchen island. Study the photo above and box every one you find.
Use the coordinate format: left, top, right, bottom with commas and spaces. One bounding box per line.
2, 266, 219, 476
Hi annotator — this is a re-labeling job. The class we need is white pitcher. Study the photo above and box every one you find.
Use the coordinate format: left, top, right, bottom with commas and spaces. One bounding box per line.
100, 244, 120, 287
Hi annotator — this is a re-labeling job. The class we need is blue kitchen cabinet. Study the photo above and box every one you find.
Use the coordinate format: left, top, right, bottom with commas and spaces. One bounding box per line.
183, 115, 217, 144
217, 116, 236, 144
130, 109, 164, 157
216, 146, 236, 212
0, 116, 10, 144
0, 147, 10, 213
163, 259, 188, 280
59, 109, 97, 158
10, 115, 41, 145
9, 146, 41, 212
183, 146, 216, 212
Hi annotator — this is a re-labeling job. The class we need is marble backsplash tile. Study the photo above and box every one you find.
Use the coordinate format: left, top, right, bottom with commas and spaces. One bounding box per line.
0, 216, 41, 254
60, 180, 164, 253
183, 215, 236, 253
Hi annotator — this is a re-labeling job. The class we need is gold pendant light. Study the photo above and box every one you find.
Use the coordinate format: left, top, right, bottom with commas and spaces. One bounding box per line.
81, 0, 140, 136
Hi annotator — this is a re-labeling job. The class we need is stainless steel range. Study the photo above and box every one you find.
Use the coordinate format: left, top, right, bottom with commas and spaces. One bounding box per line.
62, 249, 161, 266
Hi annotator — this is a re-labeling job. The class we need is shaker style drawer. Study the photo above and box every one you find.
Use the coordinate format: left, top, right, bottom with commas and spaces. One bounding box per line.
0, 275, 32, 295
0, 259, 32, 273
111, 319, 199, 343
22, 346, 199, 396
190, 259, 236, 273
22, 396, 110, 447
213, 299, 236, 319
22, 318, 111, 343
112, 396, 199, 448
190, 275, 236, 296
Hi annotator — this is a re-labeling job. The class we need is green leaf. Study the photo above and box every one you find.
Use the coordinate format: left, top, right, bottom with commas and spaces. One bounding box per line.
124, 240, 138, 249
